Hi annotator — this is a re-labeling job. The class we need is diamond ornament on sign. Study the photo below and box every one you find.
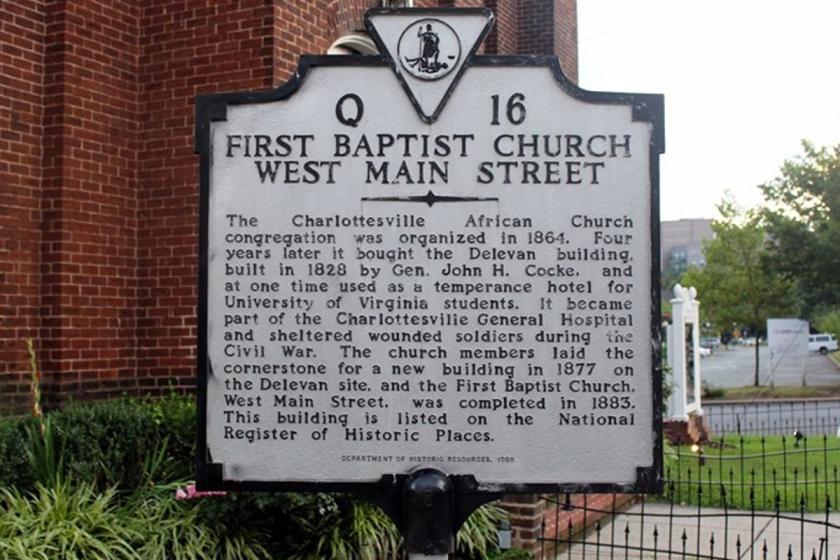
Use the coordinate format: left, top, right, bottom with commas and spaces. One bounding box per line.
366, 8, 494, 123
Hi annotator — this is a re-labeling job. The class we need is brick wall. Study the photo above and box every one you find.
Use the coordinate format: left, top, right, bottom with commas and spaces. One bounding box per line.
333, 0, 376, 38
1, 0, 142, 407
274, 1, 332, 84
482, 0, 577, 82
500, 494, 546, 552
136, 1, 277, 395
517, 0, 577, 81
0, 1, 45, 411
2, 1, 579, 552
38, 0, 142, 405
554, 0, 578, 82
485, 0, 519, 54
1, 0, 578, 411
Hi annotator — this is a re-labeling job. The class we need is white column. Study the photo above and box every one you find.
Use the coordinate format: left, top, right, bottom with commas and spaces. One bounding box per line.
668, 293, 687, 420
668, 284, 702, 419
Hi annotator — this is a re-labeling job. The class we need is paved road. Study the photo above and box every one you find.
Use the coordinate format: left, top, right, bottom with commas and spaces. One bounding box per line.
703, 398, 840, 436
700, 345, 840, 389
691, 346, 840, 435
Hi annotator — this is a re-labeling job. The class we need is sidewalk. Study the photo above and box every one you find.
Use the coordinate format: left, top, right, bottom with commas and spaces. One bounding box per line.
541, 501, 840, 560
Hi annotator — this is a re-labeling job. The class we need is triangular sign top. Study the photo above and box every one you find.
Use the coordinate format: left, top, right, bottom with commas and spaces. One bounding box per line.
366, 8, 494, 124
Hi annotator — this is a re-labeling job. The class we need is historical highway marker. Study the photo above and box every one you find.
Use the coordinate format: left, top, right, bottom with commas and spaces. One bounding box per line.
196, 8, 664, 494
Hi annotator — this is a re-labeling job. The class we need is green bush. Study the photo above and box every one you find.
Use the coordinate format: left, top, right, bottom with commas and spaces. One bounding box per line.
0, 479, 272, 560
128, 484, 270, 560
456, 501, 507, 559
491, 549, 534, 560
192, 490, 325, 554
0, 394, 195, 493
25, 417, 65, 488
701, 381, 725, 399
283, 495, 402, 560
272, 494, 506, 560
0, 395, 511, 558
0, 481, 138, 560
814, 308, 840, 340
0, 417, 35, 490
48, 395, 194, 491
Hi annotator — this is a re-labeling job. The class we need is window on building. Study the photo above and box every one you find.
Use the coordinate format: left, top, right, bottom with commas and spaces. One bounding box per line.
670, 247, 688, 264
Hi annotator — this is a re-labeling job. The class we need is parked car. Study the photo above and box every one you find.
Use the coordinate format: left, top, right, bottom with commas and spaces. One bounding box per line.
808, 333, 838, 355
700, 337, 721, 349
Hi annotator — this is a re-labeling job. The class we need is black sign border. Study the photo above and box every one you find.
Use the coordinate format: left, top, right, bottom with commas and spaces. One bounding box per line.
195, 34, 665, 497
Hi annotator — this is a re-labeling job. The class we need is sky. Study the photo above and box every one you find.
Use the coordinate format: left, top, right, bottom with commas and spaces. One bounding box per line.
577, 1, 840, 221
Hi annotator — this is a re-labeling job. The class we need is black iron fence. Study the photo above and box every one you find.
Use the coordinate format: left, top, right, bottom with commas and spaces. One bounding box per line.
539, 491, 838, 560
539, 434, 840, 560
703, 400, 840, 437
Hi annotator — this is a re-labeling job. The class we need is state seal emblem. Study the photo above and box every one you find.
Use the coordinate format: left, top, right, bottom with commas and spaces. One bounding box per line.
397, 19, 461, 81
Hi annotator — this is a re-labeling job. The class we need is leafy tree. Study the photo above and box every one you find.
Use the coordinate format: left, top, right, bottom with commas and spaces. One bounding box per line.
681, 198, 794, 385
814, 308, 840, 341
760, 141, 840, 317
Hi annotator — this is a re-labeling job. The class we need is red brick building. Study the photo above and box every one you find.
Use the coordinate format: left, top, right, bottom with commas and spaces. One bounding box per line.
0, 0, 577, 411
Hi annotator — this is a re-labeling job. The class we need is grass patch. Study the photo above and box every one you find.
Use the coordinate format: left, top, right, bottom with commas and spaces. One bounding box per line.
662, 435, 840, 512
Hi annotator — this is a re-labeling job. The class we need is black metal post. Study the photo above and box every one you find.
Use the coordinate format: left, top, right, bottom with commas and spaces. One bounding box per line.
403, 468, 454, 558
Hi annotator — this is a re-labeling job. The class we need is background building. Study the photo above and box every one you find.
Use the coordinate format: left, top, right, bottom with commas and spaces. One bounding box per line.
0, 0, 578, 410
660, 218, 714, 293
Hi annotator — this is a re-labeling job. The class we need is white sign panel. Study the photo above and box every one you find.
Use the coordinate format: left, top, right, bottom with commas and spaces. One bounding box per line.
767, 318, 809, 380
196, 9, 664, 491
